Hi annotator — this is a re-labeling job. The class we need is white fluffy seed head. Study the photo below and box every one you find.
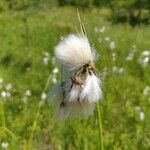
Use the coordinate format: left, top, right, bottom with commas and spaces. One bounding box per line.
55, 101, 95, 121
55, 34, 95, 71
48, 34, 103, 121
80, 73, 102, 103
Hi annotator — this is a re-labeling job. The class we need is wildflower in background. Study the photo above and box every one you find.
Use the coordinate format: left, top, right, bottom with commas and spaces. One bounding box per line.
135, 106, 145, 121
1, 142, 9, 149
105, 37, 110, 42
21, 90, 32, 103
139, 111, 145, 121
49, 34, 102, 120
21, 96, 28, 103
1, 91, 11, 100
5, 83, 12, 91
99, 26, 106, 33
102, 67, 108, 79
94, 26, 106, 33
41, 92, 47, 100
51, 57, 56, 65
109, 41, 116, 50
0, 77, 3, 84
43, 51, 50, 65
43, 57, 49, 65
138, 50, 150, 68
112, 52, 116, 61
0, 77, 3, 89
126, 45, 137, 61
50, 67, 59, 84
143, 86, 150, 96
52, 67, 59, 74
113, 66, 124, 75
25, 90, 32, 96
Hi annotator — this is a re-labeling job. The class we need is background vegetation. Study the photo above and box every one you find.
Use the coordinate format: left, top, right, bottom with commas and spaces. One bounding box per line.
0, 0, 150, 149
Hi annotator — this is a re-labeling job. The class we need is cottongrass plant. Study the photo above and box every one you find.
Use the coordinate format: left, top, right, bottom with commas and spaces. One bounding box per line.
48, 10, 104, 149
50, 34, 103, 120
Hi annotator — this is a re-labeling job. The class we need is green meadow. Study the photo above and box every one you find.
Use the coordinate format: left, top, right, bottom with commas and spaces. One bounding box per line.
0, 6, 150, 150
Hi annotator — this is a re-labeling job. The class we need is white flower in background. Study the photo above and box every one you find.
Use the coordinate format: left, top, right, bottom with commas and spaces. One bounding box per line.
135, 106, 141, 112
105, 37, 110, 42
94, 27, 99, 33
113, 66, 124, 75
51, 74, 57, 84
52, 67, 59, 74
5, 83, 12, 91
1, 91, 11, 99
143, 86, 150, 96
99, 26, 106, 33
43, 51, 50, 65
112, 52, 116, 61
94, 26, 106, 33
1, 142, 9, 149
49, 34, 102, 120
139, 111, 145, 121
126, 45, 137, 61
25, 90, 32, 96
43, 57, 49, 65
43, 51, 49, 57
138, 50, 150, 67
135, 106, 145, 121
21, 96, 28, 103
41, 92, 47, 100
51, 57, 56, 64
0, 78, 3, 89
109, 41, 116, 50
0, 77, 3, 84
102, 67, 108, 79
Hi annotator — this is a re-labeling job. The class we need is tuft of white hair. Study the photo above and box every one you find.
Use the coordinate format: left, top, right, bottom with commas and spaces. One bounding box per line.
47, 84, 63, 104
55, 101, 95, 121
80, 73, 102, 103
55, 34, 95, 71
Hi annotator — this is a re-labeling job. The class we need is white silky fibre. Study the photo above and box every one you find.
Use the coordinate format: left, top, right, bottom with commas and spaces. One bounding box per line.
47, 84, 63, 104
55, 34, 95, 71
55, 101, 95, 121
80, 73, 102, 103
68, 85, 81, 102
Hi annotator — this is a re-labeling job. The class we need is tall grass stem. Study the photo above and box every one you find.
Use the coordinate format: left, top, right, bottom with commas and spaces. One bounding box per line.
97, 102, 104, 150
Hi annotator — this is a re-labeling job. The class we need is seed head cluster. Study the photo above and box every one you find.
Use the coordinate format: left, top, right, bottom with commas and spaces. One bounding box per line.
49, 34, 102, 120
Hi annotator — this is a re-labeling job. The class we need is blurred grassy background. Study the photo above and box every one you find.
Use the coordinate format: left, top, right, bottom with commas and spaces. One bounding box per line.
0, 0, 150, 150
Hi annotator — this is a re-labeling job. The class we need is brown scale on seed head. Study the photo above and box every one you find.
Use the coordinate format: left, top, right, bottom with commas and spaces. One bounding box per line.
71, 75, 82, 85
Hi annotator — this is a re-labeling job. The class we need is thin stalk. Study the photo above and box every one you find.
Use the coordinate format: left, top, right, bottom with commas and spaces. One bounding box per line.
97, 102, 104, 150
0, 99, 6, 128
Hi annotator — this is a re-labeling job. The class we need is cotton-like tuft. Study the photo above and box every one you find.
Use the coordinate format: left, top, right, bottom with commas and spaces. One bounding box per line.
55, 34, 95, 71
80, 73, 102, 102
55, 101, 95, 121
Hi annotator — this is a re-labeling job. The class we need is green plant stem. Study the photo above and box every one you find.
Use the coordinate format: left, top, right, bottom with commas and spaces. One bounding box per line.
0, 99, 6, 128
97, 102, 104, 150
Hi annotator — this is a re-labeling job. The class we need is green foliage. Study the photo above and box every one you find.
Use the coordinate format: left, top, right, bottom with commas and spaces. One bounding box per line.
58, 0, 93, 7
0, 0, 58, 11
110, 0, 150, 25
